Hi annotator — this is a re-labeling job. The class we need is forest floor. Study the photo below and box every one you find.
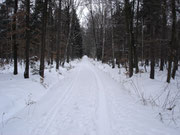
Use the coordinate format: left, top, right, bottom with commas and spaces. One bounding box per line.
0, 56, 180, 135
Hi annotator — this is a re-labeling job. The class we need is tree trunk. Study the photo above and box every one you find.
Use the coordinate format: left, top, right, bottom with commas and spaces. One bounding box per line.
134, 0, 139, 73
13, 0, 18, 75
150, 26, 155, 79
89, 0, 98, 59
102, 2, 106, 62
24, 0, 30, 78
63, 4, 73, 65
172, 54, 178, 79
67, 43, 70, 63
150, 44, 155, 79
111, 1, 115, 68
39, 0, 48, 78
56, 0, 61, 69
125, 0, 134, 77
160, 0, 167, 71
134, 45, 139, 73
167, 0, 176, 83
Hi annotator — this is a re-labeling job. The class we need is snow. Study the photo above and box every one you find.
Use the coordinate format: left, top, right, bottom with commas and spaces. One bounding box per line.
0, 60, 78, 125
91, 59, 180, 127
0, 57, 180, 135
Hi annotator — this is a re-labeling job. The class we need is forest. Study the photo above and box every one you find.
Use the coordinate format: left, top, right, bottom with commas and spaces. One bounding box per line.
0, 0, 180, 83
0, 0, 180, 135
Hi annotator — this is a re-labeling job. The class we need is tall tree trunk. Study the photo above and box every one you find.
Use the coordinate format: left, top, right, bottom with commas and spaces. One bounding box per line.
66, 4, 70, 64
49, 4, 53, 65
134, 45, 139, 73
89, 0, 98, 59
56, 0, 61, 69
63, 4, 73, 65
172, 54, 178, 79
39, 0, 48, 78
101, 17, 105, 62
167, 0, 176, 83
150, 26, 155, 79
13, 0, 18, 75
24, 0, 30, 78
134, 0, 139, 73
102, 1, 106, 62
50, 44, 53, 65
150, 45, 155, 79
124, 0, 134, 77
135, 0, 140, 41
141, 18, 144, 63
111, 1, 115, 68
50, 26, 54, 65
160, 0, 167, 71
67, 42, 70, 63
64, 7, 71, 64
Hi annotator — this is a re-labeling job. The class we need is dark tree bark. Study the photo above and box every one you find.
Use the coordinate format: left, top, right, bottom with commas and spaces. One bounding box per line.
150, 26, 155, 79
67, 42, 70, 63
135, 0, 140, 41
13, 0, 18, 75
64, 5, 71, 64
167, 0, 176, 83
134, 0, 140, 73
172, 33, 178, 79
124, 0, 134, 77
111, 1, 115, 68
49, 4, 54, 65
39, 0, 48, 78
150, 43, 155, 79
172, 54, 178, 79
160, 0, 167, 71
24, 0, 30, 79
89, 1, 98, 59
56, 0, 61, 70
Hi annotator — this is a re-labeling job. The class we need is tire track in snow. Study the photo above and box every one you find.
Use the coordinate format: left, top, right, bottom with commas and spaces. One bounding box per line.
31, 67, 81, 135
54, 64, 98, 135
88, 63, 112, 135
32, 59, 112, 135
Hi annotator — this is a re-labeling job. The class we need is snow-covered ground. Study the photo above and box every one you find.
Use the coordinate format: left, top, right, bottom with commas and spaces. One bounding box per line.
0, 56, 180, 135
91, 59, 180, 127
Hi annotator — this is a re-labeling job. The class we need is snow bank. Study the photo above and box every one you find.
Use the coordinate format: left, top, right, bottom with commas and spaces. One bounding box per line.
0, 57, 179, 135
90, 59, 180, 128
0, 59, 80, 123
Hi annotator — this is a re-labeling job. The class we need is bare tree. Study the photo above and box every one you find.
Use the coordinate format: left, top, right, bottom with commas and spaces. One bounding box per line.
24, 0, 30, 78
160, 0, 167, 71
39, 0, 48, 78
62, 0, 73, 64
101, 0, 107, 62
111, 0, 115, 68
13, 0, 18, 75
167, 0, 176, 83
86, 0, 98, 59
56, 0, 62, 70
134, 0, 139, 73
124, 0, 134, 77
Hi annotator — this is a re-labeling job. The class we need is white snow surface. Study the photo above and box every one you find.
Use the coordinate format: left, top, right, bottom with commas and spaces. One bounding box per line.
0, 56, 180, 135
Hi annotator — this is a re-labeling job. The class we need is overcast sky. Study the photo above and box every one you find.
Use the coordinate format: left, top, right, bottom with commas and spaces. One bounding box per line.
77, 6, 89, 27
75, 0, 89, 27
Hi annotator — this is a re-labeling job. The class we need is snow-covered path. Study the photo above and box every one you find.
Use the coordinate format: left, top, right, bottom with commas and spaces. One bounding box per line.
1, 57, 179, 135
